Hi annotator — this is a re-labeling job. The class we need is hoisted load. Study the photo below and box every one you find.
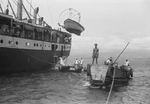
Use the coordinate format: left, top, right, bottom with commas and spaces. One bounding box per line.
58, 8, 85, 36
64, 18, 84, 36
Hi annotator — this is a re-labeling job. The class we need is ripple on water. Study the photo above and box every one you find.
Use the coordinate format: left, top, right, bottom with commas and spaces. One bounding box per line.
0, 67, 150, 104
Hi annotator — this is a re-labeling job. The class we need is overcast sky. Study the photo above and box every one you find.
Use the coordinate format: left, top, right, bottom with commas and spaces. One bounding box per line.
2, 0, 150, 56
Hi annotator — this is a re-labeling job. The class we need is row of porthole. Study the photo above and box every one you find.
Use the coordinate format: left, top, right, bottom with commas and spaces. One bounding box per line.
0, 39, 50, 48
26, 42, 51, 48
0, 39, 70, 50
33, 43, 51, 48
0, 39, 18, 45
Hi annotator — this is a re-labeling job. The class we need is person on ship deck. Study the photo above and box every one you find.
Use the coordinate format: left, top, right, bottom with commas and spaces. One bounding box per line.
5, 5, 9, 15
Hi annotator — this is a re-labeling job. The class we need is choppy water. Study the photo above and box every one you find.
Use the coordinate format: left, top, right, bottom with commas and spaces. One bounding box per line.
0, 58, 150, 104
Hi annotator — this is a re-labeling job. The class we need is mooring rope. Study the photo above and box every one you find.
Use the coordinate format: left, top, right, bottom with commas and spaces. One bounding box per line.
105, 67, 116, 104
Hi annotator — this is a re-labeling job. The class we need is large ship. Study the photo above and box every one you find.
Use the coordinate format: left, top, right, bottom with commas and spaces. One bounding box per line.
0, 0, 84, 73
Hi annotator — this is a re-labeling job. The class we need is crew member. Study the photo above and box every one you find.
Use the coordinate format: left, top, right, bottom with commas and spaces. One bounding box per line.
92, 43, 99, 64
5, 5, 9, 15
59, 57, 65, 66
106, 58, 111, 65
125, 59, 130, 66
109, 57, 113, 64
80, 58, 83, 66
75, 58, 79, 65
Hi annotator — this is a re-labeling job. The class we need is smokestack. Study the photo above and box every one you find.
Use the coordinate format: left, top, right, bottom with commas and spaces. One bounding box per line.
17, 0, 23, 20
33, 7, 39, 24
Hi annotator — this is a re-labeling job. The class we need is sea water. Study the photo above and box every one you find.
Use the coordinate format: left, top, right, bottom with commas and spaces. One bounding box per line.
0, 57, 150, 104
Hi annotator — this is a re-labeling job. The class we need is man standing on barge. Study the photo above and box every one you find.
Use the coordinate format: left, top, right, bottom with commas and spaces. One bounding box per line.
92, 43, 99, 64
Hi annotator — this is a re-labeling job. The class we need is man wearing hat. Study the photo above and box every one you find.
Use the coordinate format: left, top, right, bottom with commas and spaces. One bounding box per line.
92, 43, 99, 64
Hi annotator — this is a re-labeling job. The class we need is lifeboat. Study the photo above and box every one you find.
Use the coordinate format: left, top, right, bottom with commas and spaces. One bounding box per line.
64, 19, 85, 35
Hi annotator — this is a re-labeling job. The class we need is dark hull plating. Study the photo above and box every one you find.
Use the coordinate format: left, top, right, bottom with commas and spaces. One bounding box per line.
0, 47, 70, 73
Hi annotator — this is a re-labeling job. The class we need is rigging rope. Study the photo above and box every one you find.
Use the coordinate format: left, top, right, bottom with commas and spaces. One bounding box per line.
105, 67, 116, 104
25, 0, 41, 18
12, 0, 49, 26
0, 0, 4, 12
11, 0, 17, 6
26, 0, 34, 11
8, 0, 17, 18
58, 8, 81, 25
0, 0, 4, 7
13, 0, 34, 18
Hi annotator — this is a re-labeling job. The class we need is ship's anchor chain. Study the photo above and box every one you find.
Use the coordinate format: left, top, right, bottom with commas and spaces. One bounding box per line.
105, 42, 130, 104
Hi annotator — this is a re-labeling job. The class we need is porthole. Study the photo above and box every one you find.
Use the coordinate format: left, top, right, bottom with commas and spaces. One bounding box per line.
16, 41, 18, 45
26, 42, 30, 46
52, 44, 55, 51
0, 39, 3, 43
8, 41, 12, 44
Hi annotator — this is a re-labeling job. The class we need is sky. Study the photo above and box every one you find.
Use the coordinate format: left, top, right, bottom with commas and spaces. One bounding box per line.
1, 0, 150, 57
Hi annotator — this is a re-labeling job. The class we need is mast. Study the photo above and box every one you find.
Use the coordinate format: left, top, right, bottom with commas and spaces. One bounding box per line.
17, 0, 23, 20
22, 4, 31, 20
33, 7, 39, 24
30, 0, 32, 15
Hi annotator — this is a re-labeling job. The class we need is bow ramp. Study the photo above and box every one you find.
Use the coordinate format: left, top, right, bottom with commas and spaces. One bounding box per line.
90, 65, 108, 86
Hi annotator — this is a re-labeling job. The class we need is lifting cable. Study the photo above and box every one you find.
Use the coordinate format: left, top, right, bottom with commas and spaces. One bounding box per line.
105, 42, 130, 104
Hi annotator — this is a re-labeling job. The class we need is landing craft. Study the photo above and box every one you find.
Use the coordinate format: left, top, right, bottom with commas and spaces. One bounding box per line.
87, 42, 133, 88
87, 64, 133, 88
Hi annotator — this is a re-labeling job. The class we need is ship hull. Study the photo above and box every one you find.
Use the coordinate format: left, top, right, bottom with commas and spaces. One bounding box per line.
0, 13, 72, 74
0, 47, 70, 73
